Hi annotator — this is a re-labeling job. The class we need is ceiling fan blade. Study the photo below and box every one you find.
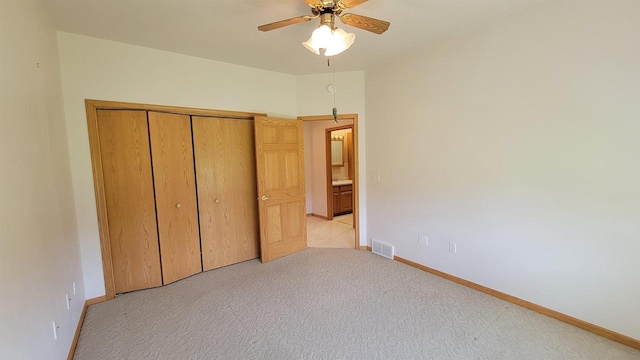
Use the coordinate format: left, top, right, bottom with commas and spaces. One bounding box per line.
304, 0, 325, 9
258, 16, 312, 32
340, 13, 390, 34
336, 0, 369, 10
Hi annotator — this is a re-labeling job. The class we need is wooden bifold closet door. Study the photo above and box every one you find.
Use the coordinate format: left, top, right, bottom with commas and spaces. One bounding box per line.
148, 112, 202, 284
97, 110, 162, 294
94, 106, 260, 295
192, 117, 259, 271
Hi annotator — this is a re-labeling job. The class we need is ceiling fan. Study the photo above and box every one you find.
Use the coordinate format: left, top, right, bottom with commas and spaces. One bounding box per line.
258, 0, 390, 56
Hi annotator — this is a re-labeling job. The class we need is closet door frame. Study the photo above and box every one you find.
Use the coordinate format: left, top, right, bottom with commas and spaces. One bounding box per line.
86, 99, 265, 300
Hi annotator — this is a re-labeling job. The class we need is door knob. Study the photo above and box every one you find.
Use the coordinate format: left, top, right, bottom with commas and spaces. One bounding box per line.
176, 203, 182, 209
214, 198, 220, 204
261, 195, 268, 201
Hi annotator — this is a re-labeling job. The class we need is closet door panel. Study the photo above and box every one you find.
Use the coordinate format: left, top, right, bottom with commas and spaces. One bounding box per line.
148, 112, 202, 284
192, 117, 259, 271
229, 120, 260, 261
97, 110, 162, 293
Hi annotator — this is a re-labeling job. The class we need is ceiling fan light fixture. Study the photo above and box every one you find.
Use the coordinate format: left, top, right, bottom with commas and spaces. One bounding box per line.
324, 27, 355, 56
302, 25, 356, 57
313, 24, 334, 45
302, 37, 321, 55
302, 24, 332, 55
259, 0, 390, 56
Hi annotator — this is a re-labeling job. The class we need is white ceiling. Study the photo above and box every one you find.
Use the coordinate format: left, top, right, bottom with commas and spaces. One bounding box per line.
42, 0, 540, 75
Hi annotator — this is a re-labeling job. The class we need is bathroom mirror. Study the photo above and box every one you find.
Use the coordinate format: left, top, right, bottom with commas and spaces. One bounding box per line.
331, 139, 344, 166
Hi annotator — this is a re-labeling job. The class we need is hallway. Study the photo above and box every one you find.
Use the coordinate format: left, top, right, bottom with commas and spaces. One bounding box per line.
306, 215, 355, 249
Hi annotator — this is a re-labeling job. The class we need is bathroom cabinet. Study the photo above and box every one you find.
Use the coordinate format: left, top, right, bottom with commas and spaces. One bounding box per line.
332, 184, 353, 216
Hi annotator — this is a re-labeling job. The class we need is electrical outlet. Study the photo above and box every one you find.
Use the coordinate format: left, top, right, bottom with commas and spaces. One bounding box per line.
417, 234, 428, 246
449, 242, 457, 254
374, 173, 381, 182
52, 321, 58, 340
72, 280, 76, 295
65, 293, 71, 310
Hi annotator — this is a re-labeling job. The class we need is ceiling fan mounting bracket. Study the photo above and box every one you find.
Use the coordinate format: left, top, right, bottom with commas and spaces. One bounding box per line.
320, 0, 337, 10
308, 1, 344, 13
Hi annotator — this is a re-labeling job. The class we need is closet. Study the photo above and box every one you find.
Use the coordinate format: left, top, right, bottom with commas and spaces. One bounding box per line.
92, 103, 261, 296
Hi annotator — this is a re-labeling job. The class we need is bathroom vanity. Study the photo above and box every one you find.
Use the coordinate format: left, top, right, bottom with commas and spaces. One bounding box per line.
332, 179, 353, 216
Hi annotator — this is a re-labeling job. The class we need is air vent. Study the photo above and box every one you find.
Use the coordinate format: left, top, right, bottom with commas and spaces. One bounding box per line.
371, 239, 394, 259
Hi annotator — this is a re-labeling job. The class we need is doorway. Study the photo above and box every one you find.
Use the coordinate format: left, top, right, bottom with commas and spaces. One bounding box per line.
299, 114, 360, 249
326, 124, 354, 221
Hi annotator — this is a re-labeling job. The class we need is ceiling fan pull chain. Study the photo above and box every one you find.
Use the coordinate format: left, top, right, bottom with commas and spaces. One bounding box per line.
332, 58, 338, 123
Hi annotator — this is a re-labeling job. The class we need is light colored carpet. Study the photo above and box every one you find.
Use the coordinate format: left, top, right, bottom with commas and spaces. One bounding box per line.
74, 249, 639, 360
306, 215, 355, 248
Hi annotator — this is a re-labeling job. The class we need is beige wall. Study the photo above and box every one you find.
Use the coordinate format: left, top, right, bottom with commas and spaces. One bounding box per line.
0, 2, 84, 358
365, 1, 640, 339
56, 32, 298, 298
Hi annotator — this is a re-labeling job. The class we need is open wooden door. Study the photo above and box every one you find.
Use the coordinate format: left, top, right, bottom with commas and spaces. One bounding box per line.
254, 116, 307, 262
